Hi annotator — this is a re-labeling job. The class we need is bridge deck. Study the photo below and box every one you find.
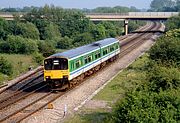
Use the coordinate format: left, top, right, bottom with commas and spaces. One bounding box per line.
0, 12, 179, 21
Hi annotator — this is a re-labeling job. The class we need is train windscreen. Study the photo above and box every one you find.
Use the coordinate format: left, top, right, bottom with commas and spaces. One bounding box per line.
44, 58, 68, 70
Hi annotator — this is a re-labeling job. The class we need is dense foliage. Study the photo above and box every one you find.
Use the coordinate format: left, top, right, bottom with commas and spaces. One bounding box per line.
0, 35, 38, 54
86, 6, 140, 13
147, 64, 180, 92
110, 89, 180, 123
149, 0, 180, 12
166, 16, 180, 31
149, 36, 180, 66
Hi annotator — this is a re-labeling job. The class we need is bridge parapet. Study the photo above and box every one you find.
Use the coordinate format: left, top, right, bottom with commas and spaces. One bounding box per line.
129, 12, 179, 17
85, 12, 179, 20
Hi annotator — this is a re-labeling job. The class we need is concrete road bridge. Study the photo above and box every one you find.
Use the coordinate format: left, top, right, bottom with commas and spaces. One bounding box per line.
0, 12, 179, 35
85, 12, 179, 21
85, 12, 179, 35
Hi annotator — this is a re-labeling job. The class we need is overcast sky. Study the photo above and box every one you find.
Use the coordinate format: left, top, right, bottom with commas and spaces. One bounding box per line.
0, 0, 153, 9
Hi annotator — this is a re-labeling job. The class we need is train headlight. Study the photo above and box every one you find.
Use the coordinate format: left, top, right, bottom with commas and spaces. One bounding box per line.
46, 76, 50, 79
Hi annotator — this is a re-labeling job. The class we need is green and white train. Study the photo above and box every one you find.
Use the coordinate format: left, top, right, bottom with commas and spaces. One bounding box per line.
44, 38, 120, 88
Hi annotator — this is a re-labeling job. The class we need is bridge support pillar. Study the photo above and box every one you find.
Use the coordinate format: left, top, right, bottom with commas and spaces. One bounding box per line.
124, 20, 128, 35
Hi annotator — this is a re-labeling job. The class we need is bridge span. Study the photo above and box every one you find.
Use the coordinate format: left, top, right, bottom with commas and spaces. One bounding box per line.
85, 12, 179, 21
0, 12, 179, 35
86, 12, 179, 35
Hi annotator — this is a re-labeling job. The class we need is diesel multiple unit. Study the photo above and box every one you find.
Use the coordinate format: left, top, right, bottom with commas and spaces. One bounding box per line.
44, 38, 120, 88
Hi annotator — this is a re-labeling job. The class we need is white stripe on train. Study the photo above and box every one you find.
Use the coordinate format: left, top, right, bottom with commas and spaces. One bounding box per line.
69, 49, 120, 80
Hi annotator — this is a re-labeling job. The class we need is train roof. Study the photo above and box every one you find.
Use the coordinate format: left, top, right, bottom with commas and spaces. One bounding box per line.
51, 38, 118, 59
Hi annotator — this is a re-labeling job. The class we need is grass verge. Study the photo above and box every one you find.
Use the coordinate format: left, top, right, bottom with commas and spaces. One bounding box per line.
0, 53, 38, 84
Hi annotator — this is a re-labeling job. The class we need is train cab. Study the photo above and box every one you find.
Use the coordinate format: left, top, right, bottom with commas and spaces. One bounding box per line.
44, 57, 69, 87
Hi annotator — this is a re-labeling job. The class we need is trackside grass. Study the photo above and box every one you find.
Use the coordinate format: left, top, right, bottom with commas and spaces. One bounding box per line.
0, 53, 38, 84
65, 54, 149, 123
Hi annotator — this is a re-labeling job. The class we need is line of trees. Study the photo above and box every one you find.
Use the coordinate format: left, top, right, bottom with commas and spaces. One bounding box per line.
0, 5, 145, 56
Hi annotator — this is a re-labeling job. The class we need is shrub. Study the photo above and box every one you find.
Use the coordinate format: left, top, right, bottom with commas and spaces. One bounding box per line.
147, 64, 180, 92
0, 35, 39, 54
32, 53, 44, 65
166, 15, 180, 31
149, 36, 180, 66
0, 56, 13, 75
37, 40, 56, 57
109, 89, 180, 123
166, 29, 180, 38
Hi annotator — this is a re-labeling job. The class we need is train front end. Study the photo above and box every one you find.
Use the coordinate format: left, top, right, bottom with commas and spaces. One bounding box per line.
44, 57, 69, 88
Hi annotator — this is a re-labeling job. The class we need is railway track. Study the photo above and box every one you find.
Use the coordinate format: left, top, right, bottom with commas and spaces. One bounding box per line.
0, 22, 163, 123
0, 67, 43, 94
119, 22, 161, 57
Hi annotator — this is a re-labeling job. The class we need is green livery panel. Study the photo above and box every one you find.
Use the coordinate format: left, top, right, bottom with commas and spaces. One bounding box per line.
69, 42, 120, 72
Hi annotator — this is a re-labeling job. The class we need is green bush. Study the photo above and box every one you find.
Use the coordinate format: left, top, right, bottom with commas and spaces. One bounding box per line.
147, 64, 180, 92
37, 40, 56, 57
166, 15, 180, 31
0, 56, 13, 75
166, 29, 180, 38
149, 36, 180, 66
0, 35, 38, 54
32, 53, 44, 65
109, 89, 180, 123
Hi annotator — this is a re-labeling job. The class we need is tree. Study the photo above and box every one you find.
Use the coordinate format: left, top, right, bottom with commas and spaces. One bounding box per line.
100, 21, 118, 37
7, 21, 40, 40
43, 22, 61, 40
91, 24, 106, 40
0, 18, 8, 40
73, 32, 94, 46
16, 22, 40, 39
150, 0, 175, 11
56, 36, 73, 49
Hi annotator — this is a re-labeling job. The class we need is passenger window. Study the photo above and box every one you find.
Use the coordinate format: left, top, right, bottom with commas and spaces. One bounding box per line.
85, 55, 92, 64
75, 60, 81, 68
116, 44, 119, 49
85, 57, 88, 64
103, 49, 108, 55
95, 52, 101, 59
71, 62, 74, 70
88, 56, 92, 62
110, 46, 114, 52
